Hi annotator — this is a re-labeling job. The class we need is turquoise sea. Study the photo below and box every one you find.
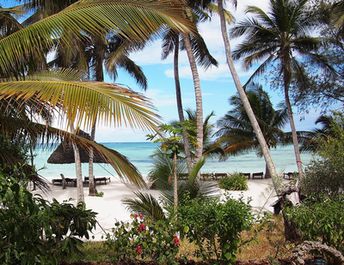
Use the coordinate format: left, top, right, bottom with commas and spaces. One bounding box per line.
34, 142, 314, 180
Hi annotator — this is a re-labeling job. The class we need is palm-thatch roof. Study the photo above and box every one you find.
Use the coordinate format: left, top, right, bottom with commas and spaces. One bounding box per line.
47, 130, 107, 164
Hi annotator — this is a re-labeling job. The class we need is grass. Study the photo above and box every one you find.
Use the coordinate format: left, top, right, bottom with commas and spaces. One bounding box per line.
237, 215, 293, 261
63, 216, 292, 264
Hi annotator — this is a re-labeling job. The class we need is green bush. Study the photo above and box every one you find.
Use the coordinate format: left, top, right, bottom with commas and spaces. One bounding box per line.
0, 174, 97, 265
301, 114, 344, 196
285, 196, 344, 252
178, 197, 252, 263
106, 213, 180, 264
218, 173, 248, 191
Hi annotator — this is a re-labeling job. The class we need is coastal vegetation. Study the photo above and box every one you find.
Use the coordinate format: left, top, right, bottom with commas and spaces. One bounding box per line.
0, 0, 343, 264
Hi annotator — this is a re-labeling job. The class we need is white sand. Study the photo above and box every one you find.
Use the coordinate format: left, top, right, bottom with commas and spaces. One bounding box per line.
34, 177, 278, 240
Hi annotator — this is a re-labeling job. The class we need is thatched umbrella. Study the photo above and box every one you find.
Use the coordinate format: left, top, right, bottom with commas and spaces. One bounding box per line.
47, 130, 107, 164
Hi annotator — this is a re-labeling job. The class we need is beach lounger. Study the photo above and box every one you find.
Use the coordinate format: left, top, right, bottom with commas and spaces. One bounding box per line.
214, 173, 227, 180
283, 172, 295, 180
200, 173, 213, 181
240, 173, 251, 179
52, 178, 63, 185
84, 176, 111, 185
52, 174, 76, 189
252, 172, 264, 179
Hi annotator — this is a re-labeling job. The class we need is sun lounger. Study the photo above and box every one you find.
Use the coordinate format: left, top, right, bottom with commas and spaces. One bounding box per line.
240, 173, 251, 179
200, 173, 214, 181
52, 174, 76, 189
214, 173, 227, 180
52, 178, 63, 187
84, 176, 111, 185
283, 172, 296, 180
252, 172, 264, 179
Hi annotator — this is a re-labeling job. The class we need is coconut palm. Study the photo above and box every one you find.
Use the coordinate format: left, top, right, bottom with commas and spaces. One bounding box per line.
215, 84, 289, 178
300, 115, 338, 152
161, 26, 217, 171
123, 156, 216, 221
50, 33, 148, 195
191, 0, 280, 193
229, 0, 334, 182
0, 0, 192, 202
181, 109, 223, 158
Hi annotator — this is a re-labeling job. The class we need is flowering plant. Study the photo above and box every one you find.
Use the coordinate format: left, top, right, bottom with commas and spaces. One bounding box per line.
106, 213, 180, 264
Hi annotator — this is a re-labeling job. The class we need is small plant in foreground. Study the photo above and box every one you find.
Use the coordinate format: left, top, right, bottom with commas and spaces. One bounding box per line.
178, 197, 252, 263
106, 213, 180, 264
0, 174, 97, 265
219, 173, 248, 191
285, 195, 344, 252
96, 191, 104, 197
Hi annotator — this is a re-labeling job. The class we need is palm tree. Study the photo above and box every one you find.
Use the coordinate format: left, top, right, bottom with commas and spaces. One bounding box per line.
0, 0, 192, 202
123, 156, 216, 221
51, 33, 148, 196
199, 0, 280, 193
300, 115, 337, 152
215, 84, 289, 178
22, 1, 149, 196
179, 0, 223, 165
182, 109, 223, 158
161, 27, 217, 172
229, 0, 333, 182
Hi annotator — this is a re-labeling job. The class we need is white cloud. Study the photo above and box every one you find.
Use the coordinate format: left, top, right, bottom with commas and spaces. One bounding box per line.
129, 0, 271, 67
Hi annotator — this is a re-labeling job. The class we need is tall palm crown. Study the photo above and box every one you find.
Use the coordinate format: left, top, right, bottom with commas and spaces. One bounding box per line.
215, 85, 289, 172
229, 0, 332, 178
230, 0, 328, 86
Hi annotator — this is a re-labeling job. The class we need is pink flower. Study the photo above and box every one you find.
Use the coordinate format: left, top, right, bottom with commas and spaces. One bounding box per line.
173, 235, 180, 246
134, 213, 138, 219
137, 223, 146, 232
136, 244, 143, 255
139, 213, 144, 220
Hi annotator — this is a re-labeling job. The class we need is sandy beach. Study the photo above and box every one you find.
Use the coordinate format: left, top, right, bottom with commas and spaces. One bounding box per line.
34, 178, 278, 240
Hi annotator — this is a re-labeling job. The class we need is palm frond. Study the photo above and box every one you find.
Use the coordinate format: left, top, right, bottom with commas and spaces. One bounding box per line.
0, 0, 192, 76
207, 3, 235, 24
0, 81, 160, 131
122, 191, 166, 221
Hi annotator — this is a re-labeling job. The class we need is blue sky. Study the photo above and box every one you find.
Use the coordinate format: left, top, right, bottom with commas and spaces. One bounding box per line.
2, 0, 324, 142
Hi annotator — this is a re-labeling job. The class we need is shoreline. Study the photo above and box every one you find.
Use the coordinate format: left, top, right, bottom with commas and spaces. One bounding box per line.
34, 177, 278, 240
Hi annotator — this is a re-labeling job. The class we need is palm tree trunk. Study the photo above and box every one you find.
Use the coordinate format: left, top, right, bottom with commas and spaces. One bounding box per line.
174, 35, 193, 172
183, 33, 203, 162
217, 0, 278, 191
265, 163, 271, 179
88, 37, 104, 196
70, 125, 84, 203
72, 142, 84, 204
88, 123, 97, 196
283, 78, 303, 181
173, 151, 178, 213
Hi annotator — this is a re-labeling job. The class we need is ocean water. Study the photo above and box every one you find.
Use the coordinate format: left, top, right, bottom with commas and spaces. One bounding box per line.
34, 142, 314, 180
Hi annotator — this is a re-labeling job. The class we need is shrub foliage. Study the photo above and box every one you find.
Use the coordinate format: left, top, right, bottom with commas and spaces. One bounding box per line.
106, 213, 180, 264
0, 174, 97, 265
178, 197, 252, 263
286, 196, 344, 252
218, 173, 248, 191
